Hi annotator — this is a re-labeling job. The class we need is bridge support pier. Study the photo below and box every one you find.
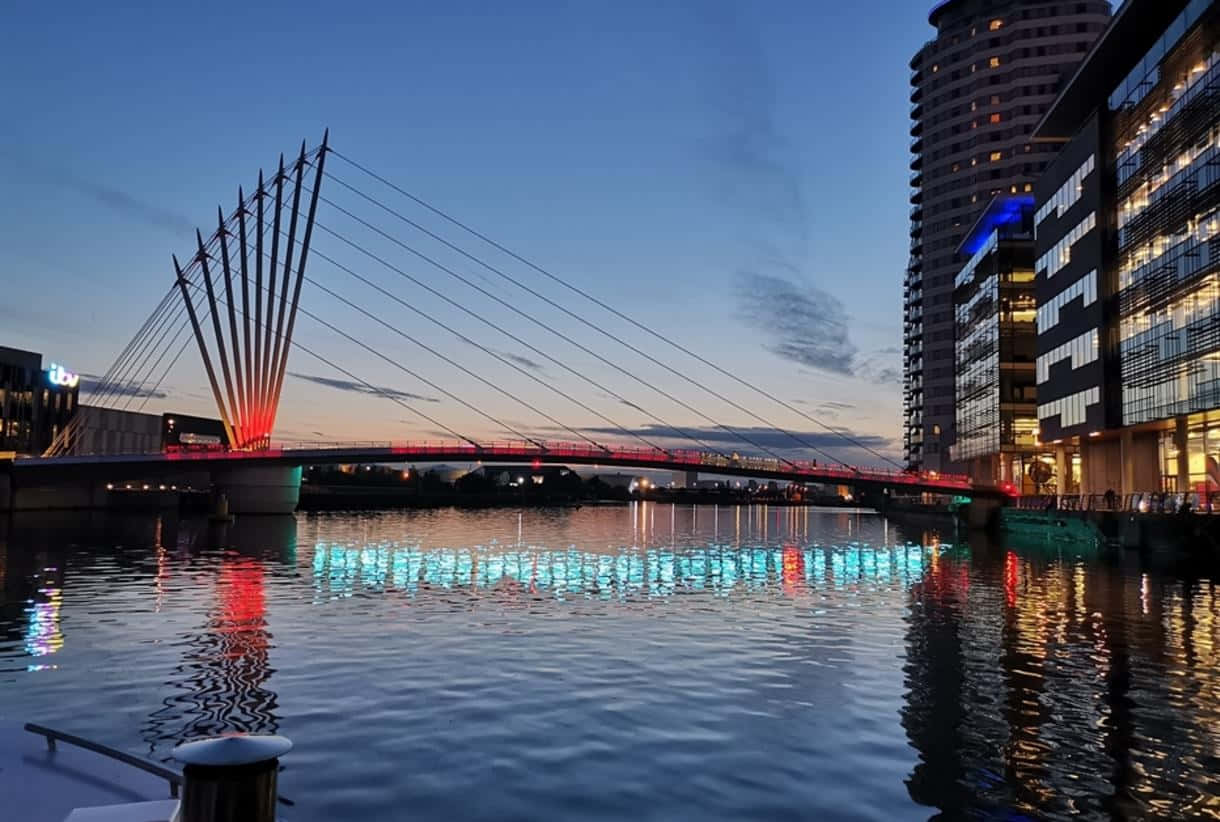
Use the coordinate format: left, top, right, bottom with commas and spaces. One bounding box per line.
210, 465, 302, 515
963, 498, 1003, 531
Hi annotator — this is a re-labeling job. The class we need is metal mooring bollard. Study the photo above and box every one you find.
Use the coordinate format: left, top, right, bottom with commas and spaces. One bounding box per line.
172, 734, 292, 822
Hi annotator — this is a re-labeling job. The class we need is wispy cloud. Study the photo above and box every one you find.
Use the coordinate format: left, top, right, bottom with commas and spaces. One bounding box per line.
79, 373, 169, 400
47, 171, 195, 236
695, 5, 886, 383
289, 372, 441, 403
496, 350, 546, 372
735, 272, 855, 374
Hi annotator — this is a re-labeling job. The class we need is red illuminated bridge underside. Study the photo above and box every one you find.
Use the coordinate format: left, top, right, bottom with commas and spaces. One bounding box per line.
19, 441, 1014, 499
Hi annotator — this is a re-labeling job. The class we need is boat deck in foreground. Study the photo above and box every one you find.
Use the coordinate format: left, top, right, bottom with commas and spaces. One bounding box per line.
0, 724, 177, 822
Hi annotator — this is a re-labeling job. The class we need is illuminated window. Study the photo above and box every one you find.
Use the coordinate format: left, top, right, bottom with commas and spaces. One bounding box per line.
990, 151, 1003, 162
989, 18, 1003, 31
989, 113, 1002, 123
989, 56, 1001, 68
932, 424, 941, 435
971, 157, 978, 166
951, 162, 960, 172
990, 95, 1001, 105
931, 64, 939, 73
1024, 183, 1032, 192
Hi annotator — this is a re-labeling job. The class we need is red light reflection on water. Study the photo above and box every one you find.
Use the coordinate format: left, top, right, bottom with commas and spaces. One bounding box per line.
781, 545, 805, 595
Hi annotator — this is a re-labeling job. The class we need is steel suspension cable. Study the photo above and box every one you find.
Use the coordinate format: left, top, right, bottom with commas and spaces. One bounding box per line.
329, 151, 899, 468
219, 260, 543, 448
312, 211, 808, 467
286, 230, 708, 455
298, 273, 608, 452
299, 223, 726, 456
179, 277, 478, 446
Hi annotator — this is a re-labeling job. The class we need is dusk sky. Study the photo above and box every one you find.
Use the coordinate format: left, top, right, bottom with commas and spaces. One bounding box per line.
2, 0, 941, 465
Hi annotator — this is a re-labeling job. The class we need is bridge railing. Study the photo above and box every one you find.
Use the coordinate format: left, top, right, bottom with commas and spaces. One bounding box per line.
265, 439, 975, 489
33, 438, 980, 492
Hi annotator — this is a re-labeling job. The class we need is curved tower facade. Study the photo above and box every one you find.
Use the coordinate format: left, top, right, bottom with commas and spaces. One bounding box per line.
904, 0, 1111, 471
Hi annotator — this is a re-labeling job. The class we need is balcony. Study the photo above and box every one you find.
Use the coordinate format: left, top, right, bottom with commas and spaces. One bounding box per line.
909, 187, 923, 205
910, 152, 922, 171
910, 118, 923, 138
910, 204, 923, 221
910, 135, 923, 154
910, 170, 922, 188
910, 220, 922, 238
910, 85, 923, 104
911, 101, 923, 120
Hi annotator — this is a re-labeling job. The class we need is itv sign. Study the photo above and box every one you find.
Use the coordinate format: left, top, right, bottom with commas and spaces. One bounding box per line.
46, 363, 80, 389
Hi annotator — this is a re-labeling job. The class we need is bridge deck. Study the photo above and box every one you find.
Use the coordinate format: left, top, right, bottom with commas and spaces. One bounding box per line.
11, 441, 1013, 499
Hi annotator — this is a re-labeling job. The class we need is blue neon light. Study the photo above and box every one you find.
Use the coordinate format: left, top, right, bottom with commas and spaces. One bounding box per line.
960, 195, 1035, 256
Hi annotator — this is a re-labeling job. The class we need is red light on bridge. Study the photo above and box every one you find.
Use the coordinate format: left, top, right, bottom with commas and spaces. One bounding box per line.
531, 459, 542, 470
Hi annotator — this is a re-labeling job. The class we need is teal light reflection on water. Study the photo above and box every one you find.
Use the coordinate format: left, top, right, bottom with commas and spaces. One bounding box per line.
309, 541, 944, 601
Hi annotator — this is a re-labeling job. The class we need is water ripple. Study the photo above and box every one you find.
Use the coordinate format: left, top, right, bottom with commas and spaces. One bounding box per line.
2, 506, 1220, 819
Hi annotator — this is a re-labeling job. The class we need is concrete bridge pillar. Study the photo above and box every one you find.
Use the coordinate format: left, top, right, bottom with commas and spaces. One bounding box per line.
210, 465, 302, 515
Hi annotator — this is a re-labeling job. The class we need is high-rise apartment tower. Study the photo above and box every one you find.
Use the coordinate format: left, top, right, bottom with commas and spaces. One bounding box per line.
904, 0, 1111, 471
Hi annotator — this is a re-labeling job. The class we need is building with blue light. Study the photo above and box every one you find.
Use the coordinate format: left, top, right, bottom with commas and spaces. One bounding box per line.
951, 196, 1048, 490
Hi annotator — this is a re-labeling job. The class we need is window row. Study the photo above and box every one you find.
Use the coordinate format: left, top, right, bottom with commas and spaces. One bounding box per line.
1036, 270, 1097, 333
1036, 328, 1099, 383
1109, 0, 1214, 112
1118, 127, 1220, 239
1038, 386, 1100, 428
1120, 274, 1220, 347
1116, 52, 1218, 182
1037, 212, 1096, 278
1035, 154, 1094, 226
1118, 206, 1220, 291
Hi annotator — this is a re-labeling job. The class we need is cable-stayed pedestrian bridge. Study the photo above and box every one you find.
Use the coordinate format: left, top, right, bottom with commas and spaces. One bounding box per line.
14, 440, 1001, 499
10, 132, 1017, 512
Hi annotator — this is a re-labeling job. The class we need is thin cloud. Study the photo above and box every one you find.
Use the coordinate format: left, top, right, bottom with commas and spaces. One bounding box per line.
289, 372, 441, 403
49, 172, 195, 236
496, 350, 546, 372
735, 272, 856, 374
79, 374, 169, 400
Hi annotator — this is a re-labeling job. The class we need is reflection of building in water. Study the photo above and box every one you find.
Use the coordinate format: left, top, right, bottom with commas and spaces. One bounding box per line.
143, 556, 278, 753
903, 545, 1220, 818
0, 536, 65, 672
309, 541, 940, 602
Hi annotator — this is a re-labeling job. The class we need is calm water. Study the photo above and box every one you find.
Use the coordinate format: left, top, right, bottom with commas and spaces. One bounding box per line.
2, 504, 1220, 820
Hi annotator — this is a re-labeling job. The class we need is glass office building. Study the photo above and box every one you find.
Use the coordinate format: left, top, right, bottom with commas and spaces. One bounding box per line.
0, 345, 79, 456
1034, 0, 1220, 494
952, 196, 1056, 491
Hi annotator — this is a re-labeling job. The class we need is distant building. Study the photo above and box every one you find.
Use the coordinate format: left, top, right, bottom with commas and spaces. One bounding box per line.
903, 0, 1111, 471
70, 406, 162, 456
0, 345, 79, 456
472, 465, 575, 486
950, 196, 1049, 491
163, 413, 229, 449
1033, 0, 1220, 494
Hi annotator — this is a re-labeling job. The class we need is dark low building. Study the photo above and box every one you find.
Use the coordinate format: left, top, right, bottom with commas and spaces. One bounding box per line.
163, 413, 229, 450
0, 346, 79, 456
